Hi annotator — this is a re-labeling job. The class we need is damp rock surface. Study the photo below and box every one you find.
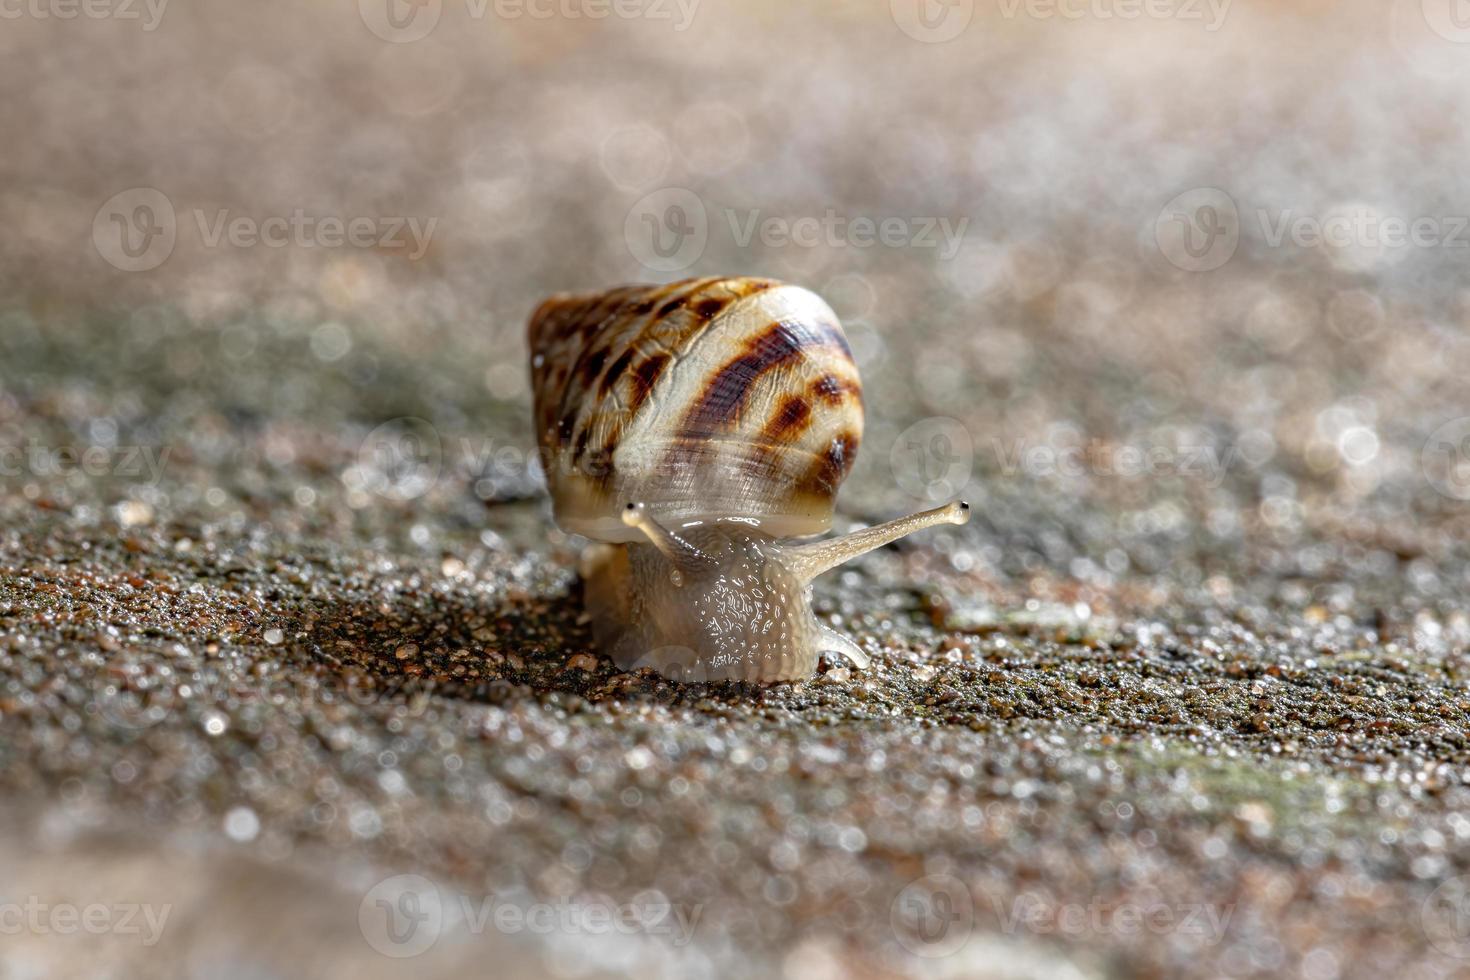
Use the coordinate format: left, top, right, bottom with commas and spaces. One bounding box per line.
2, 306, 1469, 979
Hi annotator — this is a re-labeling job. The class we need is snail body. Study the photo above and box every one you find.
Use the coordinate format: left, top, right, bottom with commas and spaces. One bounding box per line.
528, 276, 968, 683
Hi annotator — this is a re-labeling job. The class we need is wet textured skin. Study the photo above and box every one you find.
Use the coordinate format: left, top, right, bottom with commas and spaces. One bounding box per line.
586, 525, 836, 683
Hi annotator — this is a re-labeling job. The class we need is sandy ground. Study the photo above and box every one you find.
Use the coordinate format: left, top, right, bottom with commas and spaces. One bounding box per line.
5, 1, 1470, 977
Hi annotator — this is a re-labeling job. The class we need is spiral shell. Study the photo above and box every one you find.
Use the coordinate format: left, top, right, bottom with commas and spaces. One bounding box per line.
528, 276, 864, 543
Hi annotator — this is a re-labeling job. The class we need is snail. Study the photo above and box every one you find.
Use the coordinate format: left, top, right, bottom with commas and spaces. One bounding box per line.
528, 275, 968, 683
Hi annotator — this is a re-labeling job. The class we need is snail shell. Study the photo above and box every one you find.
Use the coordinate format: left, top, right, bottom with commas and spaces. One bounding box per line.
528, 276, 863, 543
527, 276, 968, 684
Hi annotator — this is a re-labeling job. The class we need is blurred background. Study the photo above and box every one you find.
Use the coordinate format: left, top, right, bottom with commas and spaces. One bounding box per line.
4, 1, 1470, 978
7, 0, 1470, 547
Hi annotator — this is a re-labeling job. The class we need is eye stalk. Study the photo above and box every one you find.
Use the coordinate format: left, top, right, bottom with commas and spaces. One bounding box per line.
621, 502, 717, 586
775, 500, 971, 584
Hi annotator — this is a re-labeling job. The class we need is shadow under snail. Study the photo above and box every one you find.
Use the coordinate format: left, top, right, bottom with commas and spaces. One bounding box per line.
528, 275, 968, 683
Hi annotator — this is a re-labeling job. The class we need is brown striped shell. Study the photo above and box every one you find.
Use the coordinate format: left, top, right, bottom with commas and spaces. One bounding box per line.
528, 276, 864, 543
